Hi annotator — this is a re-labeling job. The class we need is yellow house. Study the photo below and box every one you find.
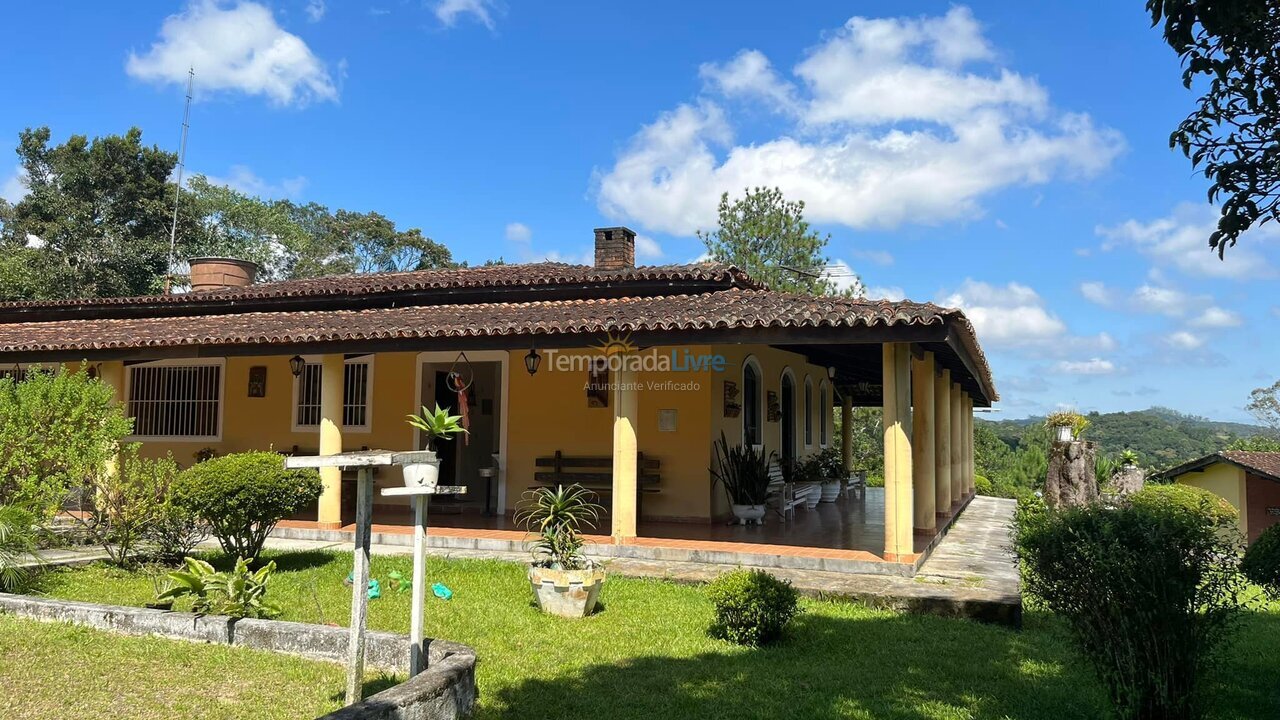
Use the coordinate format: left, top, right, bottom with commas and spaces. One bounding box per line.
1159, 451, 1280, 545
0, 227, 997, 574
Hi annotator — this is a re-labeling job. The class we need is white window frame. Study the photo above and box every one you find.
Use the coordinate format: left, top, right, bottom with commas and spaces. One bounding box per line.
291, 355, 374, 433
741, 356, 764, 450
803, 376, 814, 449
124, 358, 226, 442
819, 380, 830, 448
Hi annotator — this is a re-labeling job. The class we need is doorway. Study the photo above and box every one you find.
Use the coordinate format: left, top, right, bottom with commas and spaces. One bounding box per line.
781, 372, 796, 466
416, 352, 508, 514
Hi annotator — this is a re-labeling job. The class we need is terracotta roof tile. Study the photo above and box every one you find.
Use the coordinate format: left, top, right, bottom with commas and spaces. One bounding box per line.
1219, 451, 1280, 481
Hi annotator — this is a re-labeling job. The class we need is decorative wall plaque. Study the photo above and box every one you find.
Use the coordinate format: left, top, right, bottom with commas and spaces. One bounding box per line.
247, 366, 267, 398
722, 380, 741, 418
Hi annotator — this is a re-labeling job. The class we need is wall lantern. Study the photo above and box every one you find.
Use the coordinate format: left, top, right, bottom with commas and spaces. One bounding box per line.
289, 355, 306, 378
524, 345, 541, 376
827, 366, 837, 380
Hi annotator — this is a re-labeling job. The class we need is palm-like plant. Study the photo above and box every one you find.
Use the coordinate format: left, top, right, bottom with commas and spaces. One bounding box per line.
514, 484, 603, 570
406, 404, 468, 451
711, 432, 773, 506
0, 504, 39, 592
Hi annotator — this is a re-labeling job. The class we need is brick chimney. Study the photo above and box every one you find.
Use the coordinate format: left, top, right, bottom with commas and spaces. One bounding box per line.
187, 257, 259, 291
593, 227, 636, 271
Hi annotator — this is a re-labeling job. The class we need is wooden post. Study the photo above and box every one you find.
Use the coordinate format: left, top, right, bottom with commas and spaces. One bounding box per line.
911, 351, 936, 533
611, 366, 638, 541
934, 369, 952, 516
882, 343, 913, 561
345, 468, 374, 704
410, 493, 429, 675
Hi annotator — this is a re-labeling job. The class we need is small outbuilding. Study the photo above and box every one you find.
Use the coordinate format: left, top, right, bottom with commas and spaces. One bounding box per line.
1156, 451, 1280, 544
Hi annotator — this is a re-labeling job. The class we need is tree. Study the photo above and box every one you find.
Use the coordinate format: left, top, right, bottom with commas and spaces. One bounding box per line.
0, 126, 195, 299
1147, 0, 1280, 257
697, 187, 860, 295
1246, 379, 1280, 431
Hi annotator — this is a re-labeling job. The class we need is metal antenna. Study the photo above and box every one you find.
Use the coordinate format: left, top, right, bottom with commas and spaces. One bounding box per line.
164, 68, 194, 295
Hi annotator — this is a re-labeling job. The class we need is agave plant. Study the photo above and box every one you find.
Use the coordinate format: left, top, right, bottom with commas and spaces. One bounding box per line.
711, 432, 773, 506
406, 404, 468, 452
1119, 449, 1141, 467
514, 484, 603, 571
0, 505, 39, 592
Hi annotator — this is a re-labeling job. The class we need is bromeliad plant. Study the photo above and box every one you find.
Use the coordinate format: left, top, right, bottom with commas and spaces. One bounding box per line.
514, 484, 604, 571
711, 432, 773, 506
157, 556, 282, 619
406, 404, 468, 451
1044, 410, 1090, 439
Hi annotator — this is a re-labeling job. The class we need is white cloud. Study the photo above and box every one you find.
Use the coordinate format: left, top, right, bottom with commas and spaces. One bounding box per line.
201, 165, 306, 199
1079, 281, 1113, 307
1165, 330, 1204, 350
634, 234, 664, 261
433, 0, 498, 29
304, 0, 325, 22
1055, 358, 1117, 375
866, 285, 905, 301
821, 259, 866, 296
596, 7, 1123, 236
852, 249, 893, 266
940, 280, 1066, 347
1097, 202, 1278, 280
504, 222, 532, 243
126, 0, 338, 107
1188, 306, 1243, 329
1131, 284, 1192, 317
1, 166, 26, 203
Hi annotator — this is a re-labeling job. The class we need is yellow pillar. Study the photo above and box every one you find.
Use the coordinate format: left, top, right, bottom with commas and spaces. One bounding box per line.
911, 351, 936, 533
611, 366, 638, 541
97, 361, 126, 485
934, 369, 952, 516
882, 343, 913, 561
840, 393, 853, 474
318, 353, 344, 529
963, 395, 974, 496
950, 382, 963, 506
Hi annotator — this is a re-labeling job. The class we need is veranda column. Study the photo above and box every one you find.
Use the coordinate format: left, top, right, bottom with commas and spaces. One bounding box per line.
950, 382, 963, 507
882, 343, 914, 561
318, 354, 345, 529
611, 366, 639, 541
840, 394, 853, 474
963, 395, 974, 496
98, 362, 126, 482
911, 351, 936, 533
934, 369, 952, 517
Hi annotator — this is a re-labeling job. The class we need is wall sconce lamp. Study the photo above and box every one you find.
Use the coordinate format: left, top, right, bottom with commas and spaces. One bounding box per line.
288, 355, 306, 378
524, 344, 541, 376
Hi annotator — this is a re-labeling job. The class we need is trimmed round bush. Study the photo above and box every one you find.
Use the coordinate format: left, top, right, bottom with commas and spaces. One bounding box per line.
973, 474, 993, 496
172, 451, 321, 562
1129, 483, 1238, 530
706, 568, 799, 646
1242, 524, 1280, 597
1013, 495, 1244, 720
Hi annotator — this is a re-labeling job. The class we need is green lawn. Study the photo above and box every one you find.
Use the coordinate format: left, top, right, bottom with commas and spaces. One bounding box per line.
0, 614, 397, 719
25, 551, 1280, 720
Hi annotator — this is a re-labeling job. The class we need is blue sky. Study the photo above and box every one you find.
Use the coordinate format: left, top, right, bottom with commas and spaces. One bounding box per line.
1, 1, 1276, 422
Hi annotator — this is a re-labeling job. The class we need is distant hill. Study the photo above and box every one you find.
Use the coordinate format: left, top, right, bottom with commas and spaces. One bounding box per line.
978, 406, 1273, 470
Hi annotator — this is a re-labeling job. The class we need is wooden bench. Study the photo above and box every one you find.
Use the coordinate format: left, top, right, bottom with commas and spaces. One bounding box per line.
533, 451, 661, 516
766, 460, 811, 524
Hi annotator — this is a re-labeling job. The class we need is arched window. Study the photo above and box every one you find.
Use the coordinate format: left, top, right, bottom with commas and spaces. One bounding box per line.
819, 381, 830, 447
742, 358, 762, 447
803, 377, 814, 447
780, 369, 796, 464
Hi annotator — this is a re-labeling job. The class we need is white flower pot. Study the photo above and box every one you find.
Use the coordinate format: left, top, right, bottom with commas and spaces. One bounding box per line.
1053, 425, 1073, 443
820, 480, 841, 503
529, 566, 605, 618
731, 503, 766, 524
394, 450, 440, 488
797, 482, 822, 509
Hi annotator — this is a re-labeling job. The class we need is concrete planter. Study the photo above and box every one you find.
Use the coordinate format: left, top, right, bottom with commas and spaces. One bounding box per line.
395, 450, 440, 488
796, 482, 822, 509
1052, 425, 1073, 443
819, 480, 841, 503
528, 566, 605, 618
730, 503, 766, 525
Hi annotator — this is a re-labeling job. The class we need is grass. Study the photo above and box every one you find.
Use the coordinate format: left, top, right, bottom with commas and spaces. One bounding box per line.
0, 614, 394, 719
22, 550, 1280, 720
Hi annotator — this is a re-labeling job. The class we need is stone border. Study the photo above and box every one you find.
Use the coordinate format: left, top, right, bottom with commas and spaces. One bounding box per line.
0, 594, 476, 719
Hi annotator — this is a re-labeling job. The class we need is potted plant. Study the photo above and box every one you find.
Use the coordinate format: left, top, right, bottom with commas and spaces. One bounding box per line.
399, 404, 468, 488
1045, 411, 1089, 443
515, 484, 606, 618
711, 432, 773, 524
813, 446, 846, 503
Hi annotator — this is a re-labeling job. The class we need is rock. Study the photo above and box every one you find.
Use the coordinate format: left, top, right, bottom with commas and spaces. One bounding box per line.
1044, 441, 1098, 509
1111, 465, 1146, 497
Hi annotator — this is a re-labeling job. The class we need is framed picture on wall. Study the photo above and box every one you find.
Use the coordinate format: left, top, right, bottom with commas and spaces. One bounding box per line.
723, 380, 741, 417
766, 390, 781, 422
247, 366, 267, 398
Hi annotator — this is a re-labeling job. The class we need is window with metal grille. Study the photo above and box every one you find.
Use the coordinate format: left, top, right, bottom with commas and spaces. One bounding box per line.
127, 362, 222, 438
804, 379, 813, 445
294, 358, 372, 430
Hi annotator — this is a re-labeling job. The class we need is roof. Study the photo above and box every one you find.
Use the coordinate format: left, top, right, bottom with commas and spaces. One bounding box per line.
1156, 451, 1280, 484
0, 261, 998, 404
